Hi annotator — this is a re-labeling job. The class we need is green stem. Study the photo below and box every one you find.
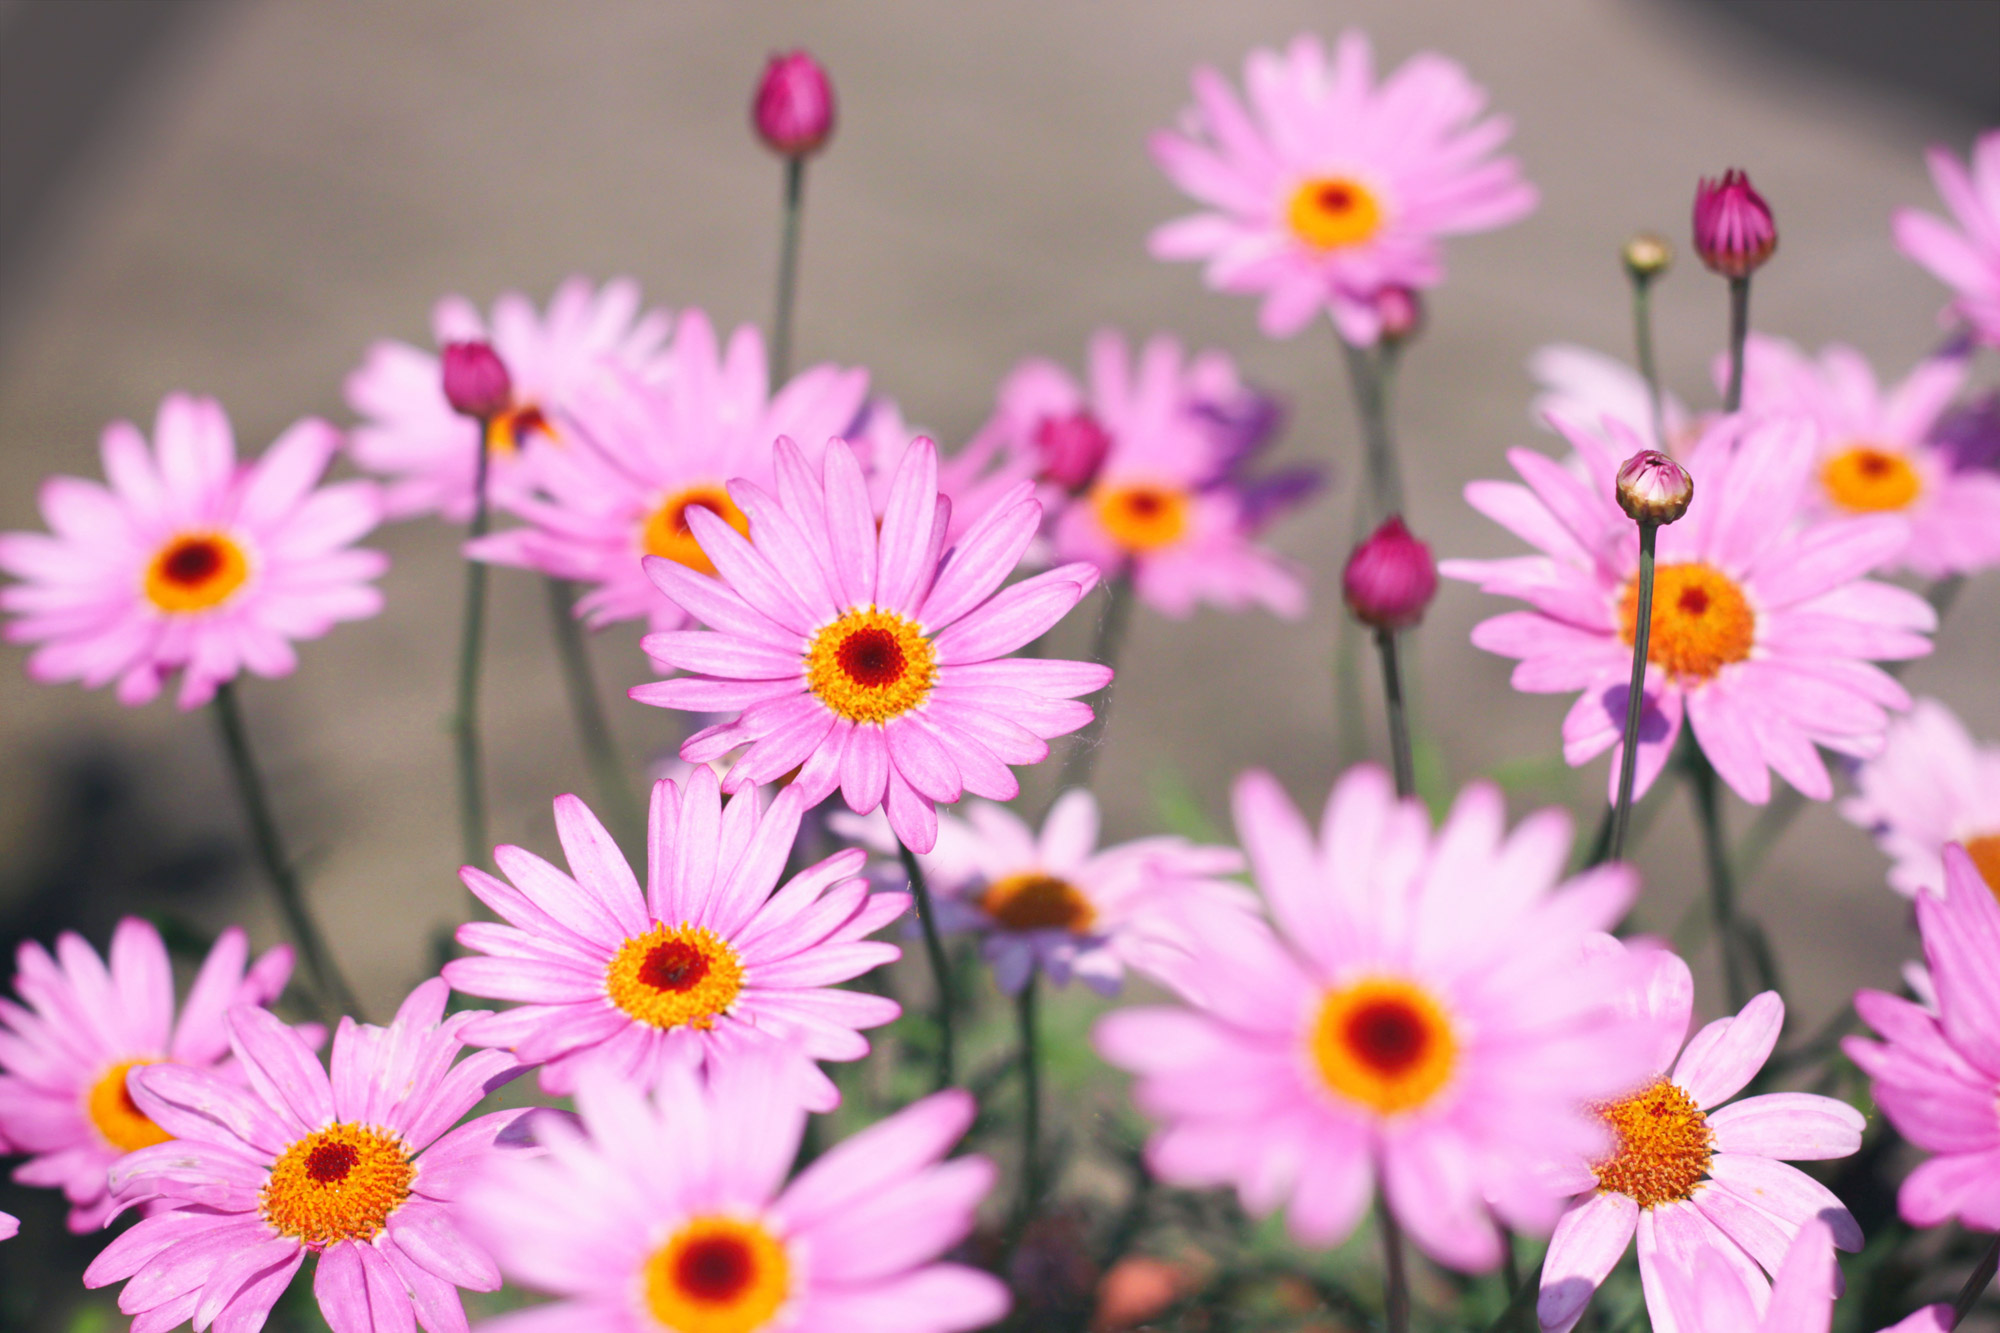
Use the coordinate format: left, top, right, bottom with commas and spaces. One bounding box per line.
1055, 575, 1134, 795
1500, 1226, 1521, 1298
544, 577, 641, 848
1378, 1192, 1411, 1333
452, 432, 493, 869
1686, 745, 1749, 1010
1610, 522, 1658, 861
770, 155, 806, 386
897, 841, 956, 1089
1017, 970, 1042, 1216
1484, 1256, 1543, 1333
1723, 275, 1751, 413
1953, 1231, 1999, 1327
1341, 337, 1403, 525
211, 682, 361, 1020
1631, 273, 1666, 448
1374, 627, 1416, 799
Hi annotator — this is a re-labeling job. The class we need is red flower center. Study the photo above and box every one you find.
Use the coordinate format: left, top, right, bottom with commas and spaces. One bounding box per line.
306, 1140, 360, 1184
640, 939, 711, 993
677, 1235, 755, 1300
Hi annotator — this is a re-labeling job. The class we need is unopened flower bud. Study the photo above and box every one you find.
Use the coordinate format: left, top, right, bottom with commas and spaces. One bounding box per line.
1343, 516, 1437, 630
1032, 411, 1113, 491
441, 341, 512, 420
753, 50, 836, 157
1615, 449, 1694, 525
1374, 286, 1424, 345
1692, 170, 1776, 279
1622, 233, 1672, 280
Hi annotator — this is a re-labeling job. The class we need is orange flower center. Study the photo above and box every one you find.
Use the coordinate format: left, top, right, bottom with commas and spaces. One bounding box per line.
144, 532, 250, 614
261, 1122, 415, 1246
483, 402, 554, 456
1592, 1078, 1713, 1208
1310, 976, 1458, 1116
979, 873, 1096, 934
85, 1057, 172, 1152
804, 607, 937, 725
1286, 175, 1384, 250
1963, 832, 2000, 902
643, 1216, 791, 1333
1093, 482, 1190, 554
1619, 562, 1755, 682
605, 923, 745, 1031
1822, 445, 1921, 513
641, 484, 752, 577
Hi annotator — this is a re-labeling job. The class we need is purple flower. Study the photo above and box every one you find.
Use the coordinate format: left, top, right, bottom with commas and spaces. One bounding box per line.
1343, 516, 1437, 629
1693, 170, 1776, 279
753, 50, 836, 157
440, 340, 512, 420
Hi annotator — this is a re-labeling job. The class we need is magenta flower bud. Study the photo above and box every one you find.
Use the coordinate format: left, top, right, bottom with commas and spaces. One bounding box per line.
753, 50, 836, 157
1343, 516, 1438, 630
1615, 449, 1694, 525
1693, 169, 1776, 279
441, 341, 512, 420
1374, 286, 1424, 345
1032, 410, 1113, 491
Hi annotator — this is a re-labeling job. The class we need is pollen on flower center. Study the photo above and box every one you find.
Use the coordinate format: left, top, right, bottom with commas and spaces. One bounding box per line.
804, 607, 938, 725
1962, 832, 2000, 901
641, 483, 751, 576
643, 1215, 790, 1333
144, 532, 250, 614
85, 1057, 172, 1153
1310, 976, 1458, 1116
483, 401, 553, 456
1592, 1078, 1714, 1208
260, 1122, 415, 1246
1286, 175, 1384, 250
1093, 481, 1190, 554
979, 872, 1097, 934
1619, 561, 1755, 682
1822, 445, 1921, 513
606, 923, 745, 1031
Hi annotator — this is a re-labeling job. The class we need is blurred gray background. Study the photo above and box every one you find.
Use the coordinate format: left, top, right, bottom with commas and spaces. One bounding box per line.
1, 0, 1995, 1095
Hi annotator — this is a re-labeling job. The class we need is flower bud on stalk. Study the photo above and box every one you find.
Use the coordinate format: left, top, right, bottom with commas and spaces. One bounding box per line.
1343, 516, 1437, 631
1374, 286, 1424, 347
1032, 411, 1113, 492
1615, 450, 1694, 526
753, 50, 836, 157
441, 341, 511, 421
1605, 448, 1693, 866
1693, 170, 1776, 279
1622, 233, 1672, 281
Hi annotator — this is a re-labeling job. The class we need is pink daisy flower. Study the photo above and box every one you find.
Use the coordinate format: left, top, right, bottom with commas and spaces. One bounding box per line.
84, 978, 528, 1333
0, 394, 387, 710
345, 276, 673, 521
442, 769, 907, 1110
464, 1055, 1008, 1333
1095, 765, 1650, 1271
1655, 1219, 1950, 1333
1736, 335, 2000, 578
1839, 697, 2000, 900
1149, 31, 1537, 345
0, 919, 294, 1232
1895, 130, 2000, 347
1845, 843, 2000, 1233
1537, 944, 1864, 1333
634, 434, 1112, 853
1442, 413, 1934, 805
468, 309, 869, 630
1529, 344, 1697, 455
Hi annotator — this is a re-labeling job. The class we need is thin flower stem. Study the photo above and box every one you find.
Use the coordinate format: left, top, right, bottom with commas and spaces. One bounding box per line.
1377, 1191, 1412, 1333
1723, 275, 1751, 413
1610, 522, 1659, 861
897, 840, 956, 1090
1499, 1226, 1521, 1297
452, 433, 493, 869
1952, 1231, 1999, 1327
544, 577, 641, 848
1483, 1256, 1543, 1333
1685, 744, 1749, 1010
1341, 337, 1404, 525
1055, 574, 1135, 795
1374, 628, 1416, 800
1017, 970, 1043, 1217
211, 681, 361, 1021
770, 155, 807, 386
1630, 272, 1666, 449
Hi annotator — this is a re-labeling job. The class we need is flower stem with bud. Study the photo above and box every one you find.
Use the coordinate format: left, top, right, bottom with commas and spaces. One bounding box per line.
452, 431, 492, 871
1375, 629, 1416, 799
897, 840, 956, 1090
771, 155, 806, 385
1724, 275, 1751, 412
1610, 521, 1657, 861
1623, 234, 1671, 448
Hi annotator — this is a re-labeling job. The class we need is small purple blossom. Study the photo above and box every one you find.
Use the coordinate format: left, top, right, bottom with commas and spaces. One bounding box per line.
753, 50, 836, 157
440, 340, 512, 420
1693, 169, 1777, 279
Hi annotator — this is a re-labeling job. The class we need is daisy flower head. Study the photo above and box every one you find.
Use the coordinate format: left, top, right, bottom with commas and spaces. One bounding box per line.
1844, 843, 2000, 1234
464, 1054, 1008, 1333
1529, 344, 1698, 455
468, 309, 870, 631
0, 919, 294, 1231
1894, 129, 2000, 347
1653, 1218, 1951, 1333
344, 276, 673, 521
1149, 31, 1537, 345
0, 394, 387, 710
1095, 765, 1652, 1271
443, 770, 907, 1110
633, 433, 1113, 854
84, 978, 529, 1333
1443, 412, 1935, 805
1536, 942, 1864, 1333
1839, 697, 2000, 900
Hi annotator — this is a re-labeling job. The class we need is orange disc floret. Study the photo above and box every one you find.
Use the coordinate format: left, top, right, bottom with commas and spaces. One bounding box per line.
1592, 1078, 1713, 1208
1310, 976, 1459, 1116
1821, 445, 1921, 514
1962, 833, 2000, 900
1619, 561, 1755, 682
144, 533, 250, 614
605, 923, 746, 1031
1286, 175, 1385, 251
642, 484, 752, 576
978, 873, 1097, 934
804, 606, 937, 725
1092, 482, 1191, 554
643, 1215, 791, 1333
85, 1057, 172, 1153
260, 1123, 415, 1246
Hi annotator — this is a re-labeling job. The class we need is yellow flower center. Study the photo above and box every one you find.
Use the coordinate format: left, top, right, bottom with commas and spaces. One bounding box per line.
979, 873, 1096, 934
804, 607, 937, 725
641, 484, 752, 577
483, 402, 555, 456
1592, 1078, 1714, 1208
1963, 832, 2000, 902
606, 924, 746, 1031
1286, 175, 1384, 250
1092, 482, 1190, 554
261, 1122, 415, 1246
85, 1057, 172, 1153
144, 532, 250, 614
1821, 445, 1921, 513
1309, 976, 1458, 1116
1619, 561, 1756, 683
643, 1216, 791, 1333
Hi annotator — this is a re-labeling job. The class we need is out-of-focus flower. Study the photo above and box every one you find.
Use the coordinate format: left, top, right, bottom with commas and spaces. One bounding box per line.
1149, 31, 1536, 345
1529, 345, 1697, 455
1845, 843, 2000, 1233
1372, 285, 1424, 344
1895, 130, 2000, 346
440, 340, 513, 421
1614, 450, 1694, 525
1736, 334, 2000, 577
1839, 697, 2000, 900
468, 310, 868, 630
847, 396, 1039, 540
1653, 1218, 1950, 1333
0, 1211, 14, 1241
466, 1056, 1008, 1333
1623, 233, 1672, 280
444, 772, 905, 1110
345, 276, 672, 521
1537, 944, 1863, 1333
0, 395, 387, 710
1444, 413, 1934, 805
0, 920, 294, 1232
1096, 766, 1650, 1271
1693, 170, 1777, 279
1932, 389, 2000, 474
1343, 516, 1438, 629
1094, 1255, 1204, 1331
635, 436, 1111, 853
753, 49, 836, 157
86, 980, 530, 1333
